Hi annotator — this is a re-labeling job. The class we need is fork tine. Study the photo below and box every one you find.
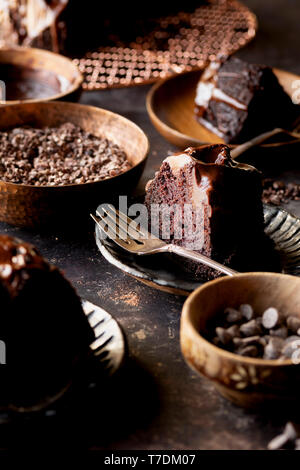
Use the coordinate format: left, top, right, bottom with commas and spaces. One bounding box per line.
96, 212, 129, 242
97, 211, 138, 249
90, 214, 132, 250
107, 204, 152, 238
97, 207, 130, 241
100, 205, 145, 241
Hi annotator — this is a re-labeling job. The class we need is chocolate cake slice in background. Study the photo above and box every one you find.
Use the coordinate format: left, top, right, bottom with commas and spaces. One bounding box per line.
0, 235, 94, 410
145, 145, 278, 280
0, 0, 201, 55
195, 57, 299, 144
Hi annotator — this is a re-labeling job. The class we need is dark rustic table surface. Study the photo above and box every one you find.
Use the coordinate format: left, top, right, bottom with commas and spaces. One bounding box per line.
1, 0, 300, 451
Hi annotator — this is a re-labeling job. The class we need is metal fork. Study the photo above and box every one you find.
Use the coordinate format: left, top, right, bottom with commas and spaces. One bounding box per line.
91, 205, 237, 277
231, 119, 300, 160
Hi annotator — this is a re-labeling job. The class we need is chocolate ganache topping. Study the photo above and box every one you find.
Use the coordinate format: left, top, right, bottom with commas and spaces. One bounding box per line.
0, 234, 95, 410
145, 144, 278, 280
0, 235, 50, 297
163, 144, 258, 201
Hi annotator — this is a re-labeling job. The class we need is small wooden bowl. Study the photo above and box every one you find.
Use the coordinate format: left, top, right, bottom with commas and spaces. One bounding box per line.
0, 101, 149, 227
0, 47, 83, 104
181, 273, 300, 409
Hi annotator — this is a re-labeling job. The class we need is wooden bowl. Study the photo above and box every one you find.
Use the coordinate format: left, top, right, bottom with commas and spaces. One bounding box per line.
181, 273, 300, 409
0, 101, 149, 227
0, 47, 83, 104
147, 68, 300, 153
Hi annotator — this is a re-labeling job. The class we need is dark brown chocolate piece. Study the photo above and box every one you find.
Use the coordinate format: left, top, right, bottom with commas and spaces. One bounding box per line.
0, 235, 94, 408
145, 144, 278, 279
195, 57, 299, 144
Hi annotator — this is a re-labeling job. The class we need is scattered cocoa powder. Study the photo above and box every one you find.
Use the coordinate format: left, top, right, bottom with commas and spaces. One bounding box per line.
119, 292, 140, 307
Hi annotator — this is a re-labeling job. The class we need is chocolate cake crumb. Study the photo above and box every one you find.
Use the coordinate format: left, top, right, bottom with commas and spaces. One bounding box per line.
262, 179, 300, 205
0, 123, 131, 186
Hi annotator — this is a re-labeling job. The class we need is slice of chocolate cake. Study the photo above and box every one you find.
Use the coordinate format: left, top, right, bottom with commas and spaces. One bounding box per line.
0, 235, 94, 410
145, 145, 277, 279
195, 57, 298, 144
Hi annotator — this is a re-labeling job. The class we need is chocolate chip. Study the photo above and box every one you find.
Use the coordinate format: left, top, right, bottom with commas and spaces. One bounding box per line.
239, 304, 254, 320
295, 439, 300, 450
225, 307, 242, 323
282, 337, 300, 358
262, 307, 279, 329
226, 325, 241, 338
240, 319, 262, 337
285, 422, 298, 440
268, 422, 298, 450
237, 345, 259, 357
286, 316, 300, 334
264, 337, 284, 360
258, 335, 269, 347
284, 335, 300, 344
233, 335, 261, 347
215, 327, 232, 345
212, 336, 221, 347
270, 326, 288, 339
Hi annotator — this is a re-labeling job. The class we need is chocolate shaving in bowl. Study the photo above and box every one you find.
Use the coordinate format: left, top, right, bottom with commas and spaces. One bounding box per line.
0, 123, 131, 186
262, 179, 300, 205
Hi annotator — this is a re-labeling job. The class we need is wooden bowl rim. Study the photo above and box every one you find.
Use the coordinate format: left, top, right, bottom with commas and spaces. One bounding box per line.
146, 67, 300, 150
182, 272, 300, 367
0, 46, 83, 105
0, 101, 150, 190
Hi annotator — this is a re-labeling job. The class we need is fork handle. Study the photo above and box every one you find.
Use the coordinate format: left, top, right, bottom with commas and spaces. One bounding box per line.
167, 244, 238, 276
231, 128, 284, 160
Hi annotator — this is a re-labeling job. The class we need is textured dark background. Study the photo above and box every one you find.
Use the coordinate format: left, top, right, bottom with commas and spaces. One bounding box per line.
1, 0, 300, 450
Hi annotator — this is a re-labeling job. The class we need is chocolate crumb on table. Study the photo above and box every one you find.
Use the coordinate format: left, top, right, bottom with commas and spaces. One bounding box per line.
262, 179, 300, 205
0, 123, 131, 186
268, 422, 300, 450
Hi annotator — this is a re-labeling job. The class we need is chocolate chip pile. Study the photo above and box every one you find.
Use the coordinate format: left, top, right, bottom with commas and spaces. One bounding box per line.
0, 123, 131, 186
210, 304, 300, 360
262, 179, 300, 205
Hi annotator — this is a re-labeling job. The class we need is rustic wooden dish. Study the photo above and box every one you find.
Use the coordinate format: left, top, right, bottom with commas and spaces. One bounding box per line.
181, 272, 300, 409
0, 47, 83, 104
146, 67, 300, 153
0, 102, 149, 227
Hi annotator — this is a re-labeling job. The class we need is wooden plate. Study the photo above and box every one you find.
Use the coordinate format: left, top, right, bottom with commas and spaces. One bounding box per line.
146, 67, 300, 150
0, 46, 83, 105
95, 205, 300, 296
